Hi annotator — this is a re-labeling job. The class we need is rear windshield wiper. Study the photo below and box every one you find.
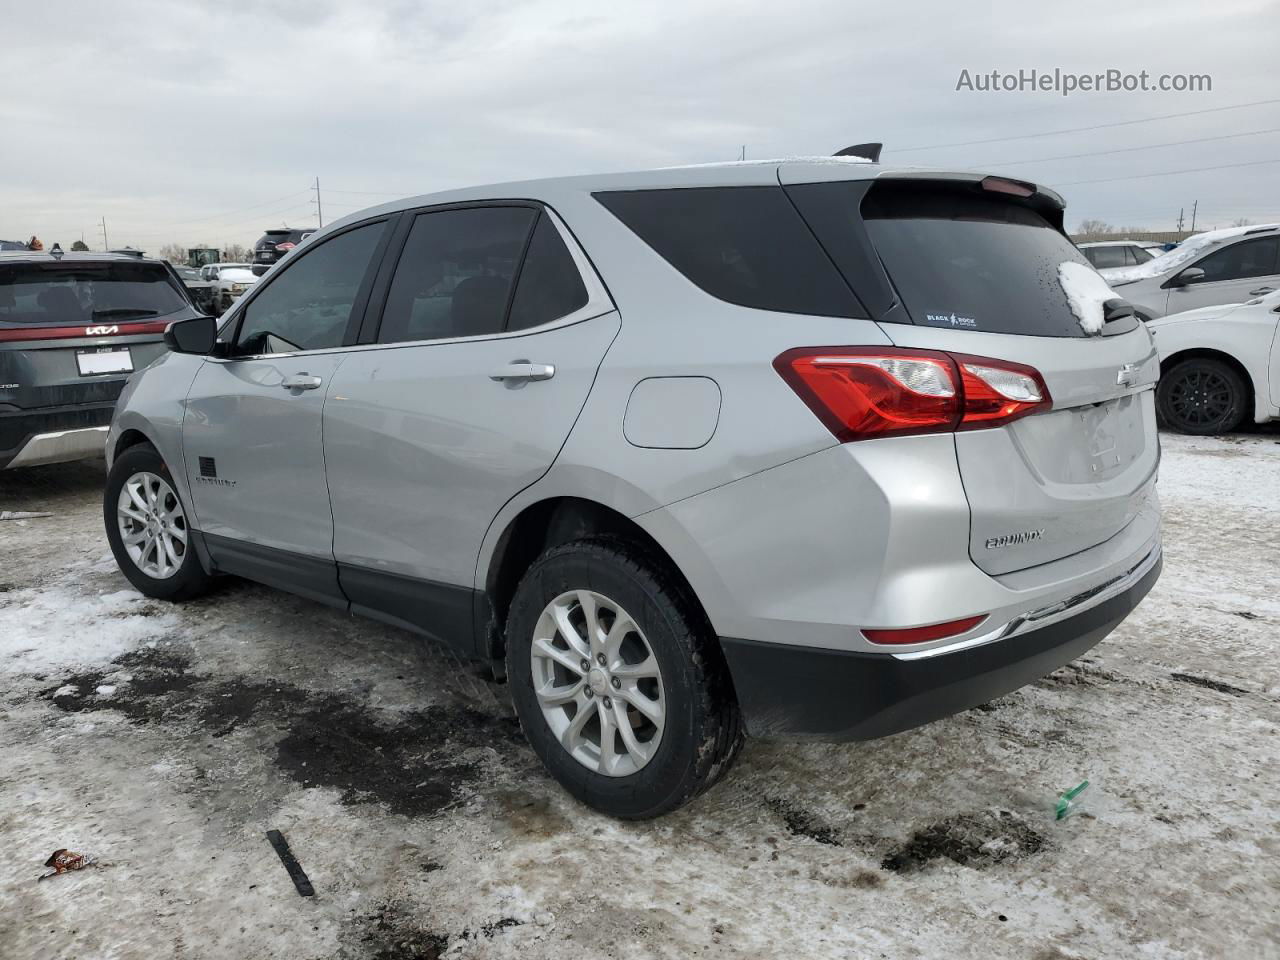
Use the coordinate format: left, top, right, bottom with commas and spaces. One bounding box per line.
91, 308, 160, 319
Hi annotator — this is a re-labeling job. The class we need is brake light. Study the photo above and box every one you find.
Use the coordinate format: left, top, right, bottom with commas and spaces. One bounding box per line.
863, 614, 988, 645
980, 175, 1035, 198
774, 347, 1051, 441
955, 355, 1050, 429
274, 242, 296, 252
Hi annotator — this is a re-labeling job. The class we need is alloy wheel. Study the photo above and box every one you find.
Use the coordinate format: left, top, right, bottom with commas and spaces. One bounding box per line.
530, 589, 665, 777
1167, 368, 1233, 429
116, 471, 188, 580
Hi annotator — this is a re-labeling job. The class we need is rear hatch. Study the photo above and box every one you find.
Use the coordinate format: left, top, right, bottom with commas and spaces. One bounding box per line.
785, 174, 1159, 576
0, 258, 193, 411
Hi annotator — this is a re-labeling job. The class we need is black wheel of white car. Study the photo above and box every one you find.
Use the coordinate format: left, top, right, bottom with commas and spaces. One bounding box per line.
1157, 358, 1247, 435
506, 536, 743, 819
104, 443, 213, 601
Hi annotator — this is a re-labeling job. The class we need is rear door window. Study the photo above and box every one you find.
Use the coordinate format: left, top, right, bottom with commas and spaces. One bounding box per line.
595, 187, 865, 317
793, 180, 1097, 338
377, 206, 537, 344
0, 261, 189, 325
507, 213, 589, 331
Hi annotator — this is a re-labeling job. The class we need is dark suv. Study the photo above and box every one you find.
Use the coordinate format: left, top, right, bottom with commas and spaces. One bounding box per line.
0, 250, 198, 469
251, 227, 317, 277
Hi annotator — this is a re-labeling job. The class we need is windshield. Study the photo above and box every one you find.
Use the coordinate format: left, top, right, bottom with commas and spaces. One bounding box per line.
0, 261, 189, 324
1105, 224, 1280, 283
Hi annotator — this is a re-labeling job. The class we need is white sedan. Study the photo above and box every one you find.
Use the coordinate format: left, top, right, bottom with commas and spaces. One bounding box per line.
1149, 289, 1280, 434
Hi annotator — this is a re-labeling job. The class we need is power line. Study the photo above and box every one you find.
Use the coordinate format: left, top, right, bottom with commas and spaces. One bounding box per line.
976, 127, 1280, 168
888, 97, 1280, 154
1054, 157, 1280, 187
149, 189, 314, 230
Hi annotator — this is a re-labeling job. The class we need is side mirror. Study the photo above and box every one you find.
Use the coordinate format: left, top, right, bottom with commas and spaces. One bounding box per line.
1172, 267, 1205, 287
164, 315, 218, 355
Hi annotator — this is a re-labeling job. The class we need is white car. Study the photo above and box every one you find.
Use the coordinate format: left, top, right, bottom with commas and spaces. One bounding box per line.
200, 263, 259, 312
1099, 224, 1280, 320
1078, 240, 1157, 271
1149, 289, 1280, 434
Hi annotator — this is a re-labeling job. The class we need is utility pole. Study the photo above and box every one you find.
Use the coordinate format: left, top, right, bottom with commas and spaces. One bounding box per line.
98, 217, 109, 251
739, 145, 746, 161
1176, 207, 1185, 232
1190, 200, 1198, 233
313, 176, 323, 228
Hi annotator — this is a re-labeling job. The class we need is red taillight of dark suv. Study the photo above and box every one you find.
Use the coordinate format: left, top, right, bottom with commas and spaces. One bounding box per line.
773, 346, 1051, 442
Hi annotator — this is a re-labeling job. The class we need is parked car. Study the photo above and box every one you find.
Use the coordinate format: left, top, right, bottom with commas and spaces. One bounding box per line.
200, 263, 258, 312
1, 249, 198, 469
1078, 240, 1156, 270
173, 265, 217, 314
103, 161, 1162, 818
1149, 289, 1280, 434
1099, 224, 1280, 319
251, 227, 317, 277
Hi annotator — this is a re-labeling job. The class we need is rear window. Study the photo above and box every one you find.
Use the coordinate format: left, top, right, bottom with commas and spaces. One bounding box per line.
794, 180, 1095, 338
595, 187, 866, 318
0, 261, 188, 324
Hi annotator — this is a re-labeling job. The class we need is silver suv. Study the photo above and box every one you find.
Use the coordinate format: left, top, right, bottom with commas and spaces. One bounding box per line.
103, 160, 1162, 818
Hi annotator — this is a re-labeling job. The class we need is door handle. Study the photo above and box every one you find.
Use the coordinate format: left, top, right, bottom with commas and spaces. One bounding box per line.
1249, 286, 1275, 297
489, 361, 555, 382
281, 373, 323, 391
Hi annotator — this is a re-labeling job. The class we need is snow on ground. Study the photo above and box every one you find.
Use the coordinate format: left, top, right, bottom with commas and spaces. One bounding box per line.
1, 433, 1278, 960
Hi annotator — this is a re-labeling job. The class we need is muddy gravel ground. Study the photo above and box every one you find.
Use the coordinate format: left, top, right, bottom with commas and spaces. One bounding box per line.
2, 431, 1278, 960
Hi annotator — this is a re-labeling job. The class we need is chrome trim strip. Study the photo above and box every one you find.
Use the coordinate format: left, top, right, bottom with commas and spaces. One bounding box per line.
5, 426, 109, 469
891, 544, 1161, 662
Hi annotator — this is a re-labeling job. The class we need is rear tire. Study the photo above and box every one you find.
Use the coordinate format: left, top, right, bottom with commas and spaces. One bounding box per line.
506, 536, 743, 819
104, 443, 213, 601
1157, 358, 1247, 435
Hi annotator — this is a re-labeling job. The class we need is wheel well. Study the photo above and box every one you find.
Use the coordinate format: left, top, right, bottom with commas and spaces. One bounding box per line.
1160, 349, 1254, 408
113, 429, 153, 460
482, 497, 710, 660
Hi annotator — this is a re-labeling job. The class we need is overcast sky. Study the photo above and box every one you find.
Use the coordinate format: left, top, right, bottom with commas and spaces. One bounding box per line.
4, 0, 1278, 251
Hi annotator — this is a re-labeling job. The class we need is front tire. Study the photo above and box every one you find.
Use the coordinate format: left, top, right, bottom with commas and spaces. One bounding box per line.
1157, 358, 1247, 435
506, 537, 743, 819
104, 443, 213, 601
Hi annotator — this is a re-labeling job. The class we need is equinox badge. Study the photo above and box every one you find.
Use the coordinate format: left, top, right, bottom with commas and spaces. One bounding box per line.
985, 529, 1045, 549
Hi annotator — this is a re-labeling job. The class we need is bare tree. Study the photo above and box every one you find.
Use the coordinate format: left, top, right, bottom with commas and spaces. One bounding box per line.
70, 240, 90, 252
223, 243, 251, 262
1076, 219, 1114, 236
158, 242, 187, 263
1231, 217, 1254, 227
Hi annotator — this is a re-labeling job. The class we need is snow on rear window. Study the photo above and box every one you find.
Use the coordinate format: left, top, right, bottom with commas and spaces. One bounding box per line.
1058, 261, 1116, 335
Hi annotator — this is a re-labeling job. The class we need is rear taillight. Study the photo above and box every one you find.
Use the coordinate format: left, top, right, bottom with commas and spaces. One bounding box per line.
774, 347, 1051, 441
0, 319, 171, 343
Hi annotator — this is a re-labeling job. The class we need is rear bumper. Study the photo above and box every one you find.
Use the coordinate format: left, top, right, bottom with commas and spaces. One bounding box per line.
720, 549, 1161, 741
0, 402, 114, 469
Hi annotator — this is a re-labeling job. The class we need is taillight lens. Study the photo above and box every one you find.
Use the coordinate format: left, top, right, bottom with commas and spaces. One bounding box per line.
955, 355, 1050, 430
775, 347, 1051, 441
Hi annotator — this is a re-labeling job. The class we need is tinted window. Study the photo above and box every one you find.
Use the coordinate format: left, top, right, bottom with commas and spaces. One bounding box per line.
378, 207, 536, 344
235, 221, 384, 354
801, 180, 1094, 338
508, 214, 589, 331
1086, 246, 1128, 269
1191, 236, 1279, 282
595, 187, 865, 317
0, 261, 188, 324
1131, 246, 1153, 263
